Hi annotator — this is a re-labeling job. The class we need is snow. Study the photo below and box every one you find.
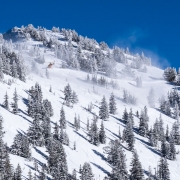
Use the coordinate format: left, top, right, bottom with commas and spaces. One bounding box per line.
1, 31, 180, 179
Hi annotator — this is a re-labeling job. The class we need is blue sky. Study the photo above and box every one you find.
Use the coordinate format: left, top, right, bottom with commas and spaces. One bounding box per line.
0, 0, 180, 68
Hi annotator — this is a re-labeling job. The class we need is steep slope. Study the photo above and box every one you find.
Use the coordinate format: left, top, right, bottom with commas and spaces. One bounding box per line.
0, 26, 179, 179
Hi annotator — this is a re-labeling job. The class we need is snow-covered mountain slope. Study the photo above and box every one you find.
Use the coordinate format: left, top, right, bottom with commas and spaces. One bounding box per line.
1, 26, 179, 179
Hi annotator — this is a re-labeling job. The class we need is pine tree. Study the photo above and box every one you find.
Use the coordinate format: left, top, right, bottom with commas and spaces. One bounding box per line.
11, 88, 19, 114
64, 83, 72, 106
139, 117, 148, 137
11, 133, 31, 158
0, 57, 4, 81
168, 133, 176, 160
78, 115, 81, 130
157, 157, 170, 180
48, 140, 68, 180
129, 108, 134, 126
99, 96, 109, 120
166, 125, 169, 142
108, 140, 128, 180
172, 121, 180, 145
11, 61, 18, 79
0, 115, 10, 180
53, 122, 59, 141
28, 170, 33, 180
122, 108, 128, 124
49, 85, 52, 92
99, 121, 106, 144
74, 114, 79, 131
87, 118, 89, 131
89, 117, 99, 146
130, 151, 144, 180
15, 164, 22, 180
174, 101, 179, 120
161, 136, 169, 158
60, 106, 66, 129
3, 91, 9, 110
118, 126, 121, 140
72, 169, 77, 180
109, 93, 117, 114
39, 165, 46, 180
122, 119, 135, 151
71, 91, 78, 104
80, 162, 94, 180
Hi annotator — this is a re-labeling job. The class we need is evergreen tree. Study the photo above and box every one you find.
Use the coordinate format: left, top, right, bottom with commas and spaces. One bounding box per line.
60, 106, 66, 129
28, 169, 33, 180
41, 116, 51, 143
45, 68, 49, 79
129, 108, 134, 126
139, 117, 148, 137
0, 57, 4, 81
72, 169, 77, 180
71, 91, 78, 104
168, 133, 176, 160
39, 165, 46, 180
99, 121, 106, 144
99, 96, 109, 121
64, 83, 72, 106
130, 151, 144, 180
161, 136, 169, 158
3, 91, 9, 110
11, 62, 18, 79
157, 157, 170, 180
163, 67, 176, 82
171, 121, 180, 145
11, 88, 19, 114
87, 118, 89, 131
109, 93, 117, 114
11, 133, 31, 158
15, 164, 22, 180
78, 115, 81, 130
122, 108, 128, 124
122, 119, 135, 151
74, 114, 79, 131
166, 125, 169, 142
27, 114, 45, 147
48, 140, 68, 180
89, 118, 99, 146
80, 162, 94, 180
53, 122, 59, 141
174, 101, 179, 120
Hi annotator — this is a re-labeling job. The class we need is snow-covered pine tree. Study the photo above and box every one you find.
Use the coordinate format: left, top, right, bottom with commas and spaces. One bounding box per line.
161, 136, 169, 158
122, 108, 129, 124
41, 116, 51, 143
72, 169, 77, 180
48, 140, 68, 180
122, 118, 135, 151
78, 115, 81, 130
109, 92, 117, 114
28, 169, 33, 180
53, 122, 59, 141
27, 113, 45, 147
171, 121, 180, 145
99, 120, 106, 144
4, 150, 14, 180
87, 118, 89, 131
74, 114, 79, 131
60, 106, 66, 129
49, 85, 52, 92
0, 57, 4, 81
157, 157, 170, 180
3, 91, 9, 110
89, 117, 99, 146
168, 133, 176, 160
64, 83, 72, 106
15, 164, 22, 180
130, 151, 144, 180
108, 140, 128, 180
80, 162, 94, 180
11, 88, 19, 114
99, 96, 109, 121
163, 67, 176, 82
39, 165, 46, 180
166, 125, 169, 142
11, 133, 31, 158
42, 99, 54, 117
129, 108, 134, 126
174, 101, 179, 120
71, 90, 78, 104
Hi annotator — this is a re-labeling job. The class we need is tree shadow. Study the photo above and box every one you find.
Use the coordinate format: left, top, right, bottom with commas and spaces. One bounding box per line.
149, 76, 163, 81
136, 137, 151, 146
92, 149, 107, 161
74, 130, 88, 141
34, 147, 48, 160
18, 113, 32, 124
111, 115, 126, 127
81, 106, 97, 117
90, 162, 110, 175
128, 82, 137, 88
145, 145, 161, 156
105, 128, 119, 139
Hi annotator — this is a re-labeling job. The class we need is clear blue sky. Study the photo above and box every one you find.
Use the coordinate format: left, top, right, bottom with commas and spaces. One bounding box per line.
0, 0, 180, 68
